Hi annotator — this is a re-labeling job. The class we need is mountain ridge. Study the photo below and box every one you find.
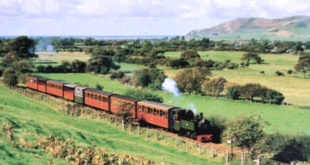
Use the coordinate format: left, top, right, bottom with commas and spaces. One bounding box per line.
187, 16, 310, 40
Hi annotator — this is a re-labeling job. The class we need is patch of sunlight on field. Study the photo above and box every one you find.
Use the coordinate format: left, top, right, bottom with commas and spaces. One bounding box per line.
213, 70, 310, 106
37, 51, 91, 64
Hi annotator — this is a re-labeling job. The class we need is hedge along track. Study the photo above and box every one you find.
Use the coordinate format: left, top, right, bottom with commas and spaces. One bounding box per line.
15, 85, 242, 159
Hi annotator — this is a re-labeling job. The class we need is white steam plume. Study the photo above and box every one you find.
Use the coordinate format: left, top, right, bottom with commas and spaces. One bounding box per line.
161, 78, 181, 97
190, 103, 197, 114
36, 39, 55, 52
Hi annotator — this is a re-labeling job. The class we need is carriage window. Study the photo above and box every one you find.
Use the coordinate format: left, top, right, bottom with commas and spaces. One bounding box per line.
94, 95, 97, 100
147, 107, 151, 114
98, 96, 101, 101
102, 96, 107, 102
90, 94, 93, 99
160, 111, 163, 116
154, 109, 157, 115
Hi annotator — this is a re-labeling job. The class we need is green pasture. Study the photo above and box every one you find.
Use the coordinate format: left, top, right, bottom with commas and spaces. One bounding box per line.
164, 51, 310, 106
0, 84, 223, 165
36, 73, 310, 135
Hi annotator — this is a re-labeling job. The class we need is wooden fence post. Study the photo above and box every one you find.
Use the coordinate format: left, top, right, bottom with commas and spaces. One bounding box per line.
211, 147, 214, 158
138, 125, 140, 136
175, 136, 178, 147
185, 140, 188, 152
122, 119, 125, 131
114, 117, 116, 126
241, 152, 244, 165
146, 127, 149, 139
226, 149, 229, 165
164, 134, 166, 144
199, 142, 201, 155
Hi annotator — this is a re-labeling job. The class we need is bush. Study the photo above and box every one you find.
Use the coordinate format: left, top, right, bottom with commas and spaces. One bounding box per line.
226, 63, 239, 70
3, 68, 18, 87
96, 84, 103, 90
287, 69, 293, 75
275, 71, 284, 76
226, 86, 241, 100
201, 77, 227, 97
110, 71, 125, 79
131, 68, 166, 89
228, 83, 285, 105
124, 89, 163, 103
259, 135, 310, 163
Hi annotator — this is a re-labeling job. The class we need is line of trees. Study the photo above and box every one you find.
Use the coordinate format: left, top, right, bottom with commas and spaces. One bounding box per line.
227, 84, 285, 104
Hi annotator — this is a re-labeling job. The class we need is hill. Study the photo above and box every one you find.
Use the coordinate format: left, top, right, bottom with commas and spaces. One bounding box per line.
186, 16, 310, 41
0, 84, 222, 165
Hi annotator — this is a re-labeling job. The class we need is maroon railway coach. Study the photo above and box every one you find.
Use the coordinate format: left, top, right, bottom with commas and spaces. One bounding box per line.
110, 94, 140, 119
26, 76, 49, 93
26, 75, 38, 90
84, 88, 113, 111
46, 80, 67, 97
137, 100, 178, 129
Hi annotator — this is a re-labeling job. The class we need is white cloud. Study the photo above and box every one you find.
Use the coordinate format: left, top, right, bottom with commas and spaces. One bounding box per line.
0, 0, 310, 35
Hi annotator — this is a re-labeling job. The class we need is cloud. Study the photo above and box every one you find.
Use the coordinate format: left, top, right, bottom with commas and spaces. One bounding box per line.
0, 0, 310, 35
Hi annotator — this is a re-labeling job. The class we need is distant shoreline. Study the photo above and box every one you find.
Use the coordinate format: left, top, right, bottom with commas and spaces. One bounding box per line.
0, 35, 178, 40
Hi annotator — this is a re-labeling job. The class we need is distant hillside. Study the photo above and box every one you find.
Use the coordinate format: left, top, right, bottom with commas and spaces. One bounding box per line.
187, 16, 310, 41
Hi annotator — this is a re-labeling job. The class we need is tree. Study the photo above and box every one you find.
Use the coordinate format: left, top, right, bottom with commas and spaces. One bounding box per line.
87, 56, 118, 74
239, 83, 265, 102
4, 36, 37, 59
227, 86, 241, 100
202, 77, 227, 97
295, 54, 310, 78
124, 89, 163, 103
241, 52, 263, 66
174, 67, 210, 94
71, 60, 86, 73
131, 68, 166, 89
224, 116, 264, 152
3, 68, 18, 87
180, 50, 200, 60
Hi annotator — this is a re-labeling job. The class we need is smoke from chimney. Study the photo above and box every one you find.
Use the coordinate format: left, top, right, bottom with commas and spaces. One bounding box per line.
161, 78, 181, 97
36, 38, 55, 52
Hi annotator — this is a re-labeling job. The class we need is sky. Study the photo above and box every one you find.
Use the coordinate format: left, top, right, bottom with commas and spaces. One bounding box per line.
0, 0, 310, 36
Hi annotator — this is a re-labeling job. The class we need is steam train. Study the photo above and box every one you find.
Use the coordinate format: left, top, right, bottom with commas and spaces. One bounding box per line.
26, 75, 213, 142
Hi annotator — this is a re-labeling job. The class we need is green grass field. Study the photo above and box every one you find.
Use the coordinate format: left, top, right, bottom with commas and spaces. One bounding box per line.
164, 51, 310, 106
0, 84, 224, 165
36, 73, 310, 135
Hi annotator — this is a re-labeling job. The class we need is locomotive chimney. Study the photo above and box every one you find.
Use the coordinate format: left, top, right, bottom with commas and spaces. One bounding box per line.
200, 113, 203, 120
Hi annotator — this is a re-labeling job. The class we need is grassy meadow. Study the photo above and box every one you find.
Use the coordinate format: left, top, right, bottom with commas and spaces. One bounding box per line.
0, 84, 225, 165
36, 73, 310, 135
164, 51, 310, 106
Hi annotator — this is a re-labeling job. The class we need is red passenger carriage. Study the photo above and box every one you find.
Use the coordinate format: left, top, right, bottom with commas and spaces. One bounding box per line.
46, 80, 67, 97
137, 101, 177, 129
26, 76, 38, 90
84, 88, 113, 111
110, 94, 140, 118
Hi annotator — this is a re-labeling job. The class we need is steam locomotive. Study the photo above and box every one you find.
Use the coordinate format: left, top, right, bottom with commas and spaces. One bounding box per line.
26, 75, 213, 142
